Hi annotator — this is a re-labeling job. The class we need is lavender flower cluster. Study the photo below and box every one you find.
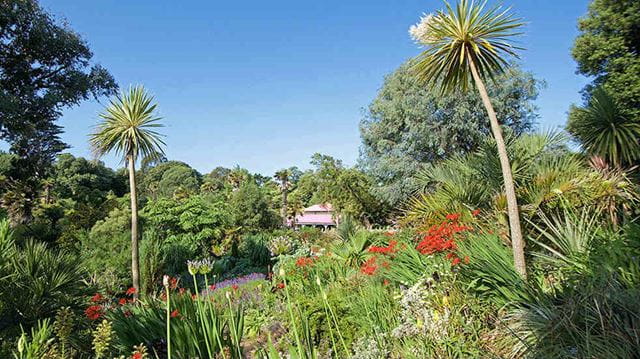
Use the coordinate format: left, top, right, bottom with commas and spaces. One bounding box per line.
204, 272, 266, 295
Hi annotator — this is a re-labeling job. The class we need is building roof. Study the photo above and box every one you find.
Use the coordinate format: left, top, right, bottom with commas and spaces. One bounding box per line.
290, 203, 336, 226
304, 203, 333, 212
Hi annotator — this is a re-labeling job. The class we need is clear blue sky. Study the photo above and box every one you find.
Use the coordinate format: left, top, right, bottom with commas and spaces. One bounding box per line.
37, 0, 591, 175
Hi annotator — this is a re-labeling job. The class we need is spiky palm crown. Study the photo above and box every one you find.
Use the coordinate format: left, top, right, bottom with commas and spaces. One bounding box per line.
90, 85, 165, 163
568, 87, 640, 167
410, 0, 524, 93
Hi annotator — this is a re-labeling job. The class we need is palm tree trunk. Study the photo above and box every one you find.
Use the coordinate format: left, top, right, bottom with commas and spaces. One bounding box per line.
469, 60, 527, 278
127, 154, 141, 296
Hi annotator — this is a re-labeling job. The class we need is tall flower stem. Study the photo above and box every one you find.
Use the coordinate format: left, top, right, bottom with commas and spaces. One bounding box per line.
226, 292, 243, 358
192, 274, 213, 358
316, 277, 348, 355
164, 283, 171, 359
281, 270, 303, 358
205, 274, 226, 358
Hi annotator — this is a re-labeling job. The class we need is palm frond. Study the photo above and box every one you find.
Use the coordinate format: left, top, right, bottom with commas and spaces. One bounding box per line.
410, 0, 524, 93
90, 85, 166, 162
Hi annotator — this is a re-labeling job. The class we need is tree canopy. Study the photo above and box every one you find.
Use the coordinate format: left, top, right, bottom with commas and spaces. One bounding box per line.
571, 0, 640, 116
359, 64, 540, 207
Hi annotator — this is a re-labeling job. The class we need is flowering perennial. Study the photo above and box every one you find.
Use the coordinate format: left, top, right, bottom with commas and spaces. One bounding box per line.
85, 305, 103, 320
361, 257, 379, 276
368, 240, 398, 255
295, 256, 316, 268
416, 213, 472, 266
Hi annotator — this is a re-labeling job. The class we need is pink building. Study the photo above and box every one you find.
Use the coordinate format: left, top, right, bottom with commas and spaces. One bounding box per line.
291, 203, 337, 230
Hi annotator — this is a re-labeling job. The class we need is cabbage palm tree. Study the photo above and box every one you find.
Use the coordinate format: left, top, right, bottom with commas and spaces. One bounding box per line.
567, 86, 640, 167
90, 85, 165, 294
409, 0, 527, 276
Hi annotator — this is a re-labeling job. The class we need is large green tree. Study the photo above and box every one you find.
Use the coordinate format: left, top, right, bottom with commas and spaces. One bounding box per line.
140, 161, 202, 200
409, 0, 527, 277
360, 64, 539, 207
572, 0, 640, 117
90, 86, 165, 294
0, 0, 116, 223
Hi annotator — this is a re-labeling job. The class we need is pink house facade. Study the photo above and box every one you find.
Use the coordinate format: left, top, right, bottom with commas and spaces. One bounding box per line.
290, 203, 337, 230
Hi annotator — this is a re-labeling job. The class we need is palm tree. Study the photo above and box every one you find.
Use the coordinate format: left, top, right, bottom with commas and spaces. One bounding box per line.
409, 0, 527, 277
567, 86, 640, 168
274, 169, 292, 226
90, 85, 165, 294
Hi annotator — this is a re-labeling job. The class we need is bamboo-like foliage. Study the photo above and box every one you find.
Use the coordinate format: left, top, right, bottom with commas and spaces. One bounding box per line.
567, 86, 640, 167
90, 85, 165, 161
410, 0, 524, 93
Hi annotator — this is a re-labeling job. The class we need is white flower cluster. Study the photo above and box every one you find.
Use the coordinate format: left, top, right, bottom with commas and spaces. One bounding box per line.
391, 275, 450, 340
267, 236, 293, 257
187, 258, 213, 275
408, 13, 440, 46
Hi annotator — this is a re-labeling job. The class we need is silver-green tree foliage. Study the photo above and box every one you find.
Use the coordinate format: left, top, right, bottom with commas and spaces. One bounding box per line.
360, 63, 539, 207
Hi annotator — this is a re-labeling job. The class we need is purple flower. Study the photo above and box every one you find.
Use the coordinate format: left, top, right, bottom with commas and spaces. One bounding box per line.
203, 273, 266, 296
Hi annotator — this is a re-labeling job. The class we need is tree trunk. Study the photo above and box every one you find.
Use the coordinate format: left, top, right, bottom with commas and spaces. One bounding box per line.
469, 60, 527, 278
282, 182, 288, 227
127, 154, 141, 296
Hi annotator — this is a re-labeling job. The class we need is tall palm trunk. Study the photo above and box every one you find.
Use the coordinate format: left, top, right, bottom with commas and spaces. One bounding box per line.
469, 59, 527, 278
127, 154, 141, 295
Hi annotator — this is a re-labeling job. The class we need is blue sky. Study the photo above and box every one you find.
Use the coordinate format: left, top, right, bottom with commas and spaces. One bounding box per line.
36, 0, 591, 175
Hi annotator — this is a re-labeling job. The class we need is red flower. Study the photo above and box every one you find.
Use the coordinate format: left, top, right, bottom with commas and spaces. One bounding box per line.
118, 298, 127, 306
295, 256, 315, 268
464, 256, 470, 264
472, 209, 481, 217
416, 219, 469, 256
179, 288, 186, 295
126, 287, 137, 296
383, 279, 390, 286
170, 309, 180, 318
232, 284, 239, 291
91, 293, 103, 303
85, 305, 103, 320
169, 277, 178, 290
209, 284, 216, 291
276, 282, 285, 289
446, 213, 460, 221
368, 240, 398, 255
132, 353, 142, 359
451, 257, 461, 266
124, 310, 133, 318
360, 257, 378, 276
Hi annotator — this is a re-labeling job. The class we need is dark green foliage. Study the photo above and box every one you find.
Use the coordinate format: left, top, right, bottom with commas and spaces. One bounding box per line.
140, 161, 202, 200
143, 195, 231, 254
229, 180, 280, 233
572, 0, 640, 117
290, 153, 390, 226
52, 154, 127, 206
81, 206, 131, 289
360, 64, 539, 206
0, 220, 88, 336
0, 0, 117, 223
